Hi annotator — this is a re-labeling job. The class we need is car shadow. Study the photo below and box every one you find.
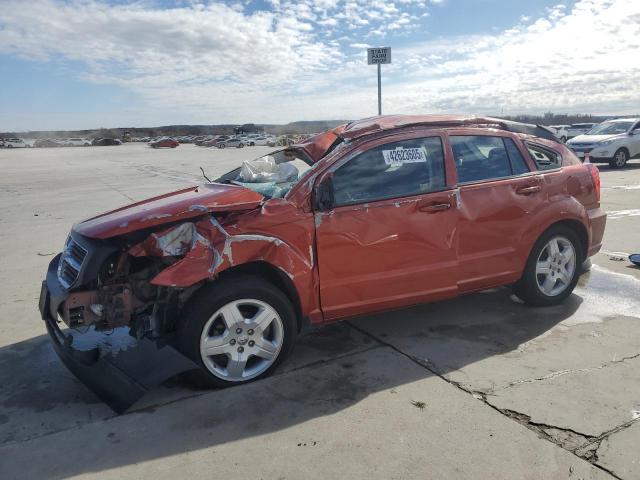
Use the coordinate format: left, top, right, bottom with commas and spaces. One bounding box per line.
0, 287, 581, 478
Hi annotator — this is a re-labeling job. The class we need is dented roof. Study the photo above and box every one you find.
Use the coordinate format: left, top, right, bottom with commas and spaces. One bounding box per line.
291, 114, 558, 162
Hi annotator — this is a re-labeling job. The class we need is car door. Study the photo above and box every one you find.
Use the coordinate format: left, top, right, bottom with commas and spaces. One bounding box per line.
449, 133, 543, 292
314, 132, 460, 320
630, 121, 640, 157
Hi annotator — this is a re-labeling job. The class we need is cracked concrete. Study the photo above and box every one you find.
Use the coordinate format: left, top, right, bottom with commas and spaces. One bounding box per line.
1, 144, 639, 478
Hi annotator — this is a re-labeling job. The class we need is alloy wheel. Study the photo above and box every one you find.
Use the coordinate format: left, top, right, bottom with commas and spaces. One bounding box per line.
535, 236, 576, 296
199, 299, 284, 382
614, 150, 628, 168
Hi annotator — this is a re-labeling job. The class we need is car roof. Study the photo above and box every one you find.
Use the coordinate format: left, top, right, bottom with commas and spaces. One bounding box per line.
291, 114, 557, 163
603, 118, 639, 123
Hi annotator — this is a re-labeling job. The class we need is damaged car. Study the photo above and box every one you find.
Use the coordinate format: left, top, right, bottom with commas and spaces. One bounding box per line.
39, 115, 606, 412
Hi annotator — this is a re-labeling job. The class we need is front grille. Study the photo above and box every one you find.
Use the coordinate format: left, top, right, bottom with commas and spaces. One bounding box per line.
57, 236, 88, 289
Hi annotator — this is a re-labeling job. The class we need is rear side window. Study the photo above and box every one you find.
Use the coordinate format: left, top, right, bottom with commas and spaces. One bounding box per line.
504, 138, 530, 175
526, 143, 561, 170
450, 136, 527, 183
332, 137, 446, 206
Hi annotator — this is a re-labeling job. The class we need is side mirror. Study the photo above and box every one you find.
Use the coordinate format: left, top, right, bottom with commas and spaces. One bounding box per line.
314, 176, 335, 211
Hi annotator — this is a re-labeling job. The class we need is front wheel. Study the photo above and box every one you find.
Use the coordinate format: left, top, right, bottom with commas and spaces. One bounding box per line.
609, 148, 628, 169
177, 275, 297, 388
513, 226, 583, 307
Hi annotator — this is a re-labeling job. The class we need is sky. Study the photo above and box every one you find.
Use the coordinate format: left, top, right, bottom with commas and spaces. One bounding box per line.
0, 0, 639, 131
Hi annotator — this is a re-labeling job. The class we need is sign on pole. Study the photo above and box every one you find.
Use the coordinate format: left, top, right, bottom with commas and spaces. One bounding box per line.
367, 47, 391, 115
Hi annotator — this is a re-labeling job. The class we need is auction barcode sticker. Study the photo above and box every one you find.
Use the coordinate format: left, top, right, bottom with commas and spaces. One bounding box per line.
382, 146, 428, 166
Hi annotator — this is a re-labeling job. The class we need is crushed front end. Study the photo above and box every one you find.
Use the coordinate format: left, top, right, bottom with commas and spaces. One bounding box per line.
39, 231, 199, 413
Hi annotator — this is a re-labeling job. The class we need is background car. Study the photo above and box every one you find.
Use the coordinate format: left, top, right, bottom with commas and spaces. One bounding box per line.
149, 138, 179, 148
566, 123, 596, 140
92, 138, 122, 146
548, 125, 569, 142
3, 138, 30, 148
567, 118, 640, 168
65, 138, 92, 147
216, 137, 246, 148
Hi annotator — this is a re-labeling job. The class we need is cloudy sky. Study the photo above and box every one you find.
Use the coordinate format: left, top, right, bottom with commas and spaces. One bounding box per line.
0, 0, 639, 131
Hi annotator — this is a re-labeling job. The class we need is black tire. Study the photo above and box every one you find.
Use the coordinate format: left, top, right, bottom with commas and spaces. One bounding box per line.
218, 143, 226, 149
176, 275, 297, 389
512, 225, 583, 307
238, 143, 244, 148
609, 148, 628, 169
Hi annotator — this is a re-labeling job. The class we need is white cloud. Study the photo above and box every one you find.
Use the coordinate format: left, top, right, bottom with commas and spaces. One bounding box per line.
0, 0, 639, 129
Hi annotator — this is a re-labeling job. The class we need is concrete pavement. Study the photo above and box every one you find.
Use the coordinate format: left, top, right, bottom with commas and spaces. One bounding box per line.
0, 143, 638, 479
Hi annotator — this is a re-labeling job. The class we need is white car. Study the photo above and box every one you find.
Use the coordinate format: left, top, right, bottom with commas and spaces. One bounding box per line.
567, 118, 640, 168
548, 125, 570, 143
3, 138, 30, 148
65, 138, 92, 147
251, 136, 272, 146
566, 123, 596, 140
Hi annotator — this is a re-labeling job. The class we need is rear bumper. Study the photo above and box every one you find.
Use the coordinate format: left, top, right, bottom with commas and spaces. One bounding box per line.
40, 256, 198, 413
587, 207, 607, 257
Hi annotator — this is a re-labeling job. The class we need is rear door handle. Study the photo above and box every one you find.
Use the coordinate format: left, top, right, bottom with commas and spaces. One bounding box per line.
516, 185, 541, 195
419, 202, 451, 213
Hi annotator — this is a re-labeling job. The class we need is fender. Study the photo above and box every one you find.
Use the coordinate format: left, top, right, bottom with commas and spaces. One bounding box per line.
132, 213, 320, 322
515, 193, 589, 269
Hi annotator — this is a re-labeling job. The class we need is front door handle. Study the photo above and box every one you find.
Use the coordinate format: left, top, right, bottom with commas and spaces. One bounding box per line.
419, 202, 451, 213
516, 185, 541, 195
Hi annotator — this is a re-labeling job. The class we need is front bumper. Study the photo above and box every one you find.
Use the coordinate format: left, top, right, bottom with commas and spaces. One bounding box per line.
40, 255, 198, 413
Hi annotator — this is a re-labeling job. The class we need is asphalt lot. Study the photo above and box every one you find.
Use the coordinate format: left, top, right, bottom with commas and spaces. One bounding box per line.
0, 143, 639, 479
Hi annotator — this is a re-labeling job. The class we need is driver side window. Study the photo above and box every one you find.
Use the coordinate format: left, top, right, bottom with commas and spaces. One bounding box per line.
332, 137, 446, 207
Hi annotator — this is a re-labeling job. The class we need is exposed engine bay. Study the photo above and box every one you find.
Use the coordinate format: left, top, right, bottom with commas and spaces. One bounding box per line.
58, 250, 191, 339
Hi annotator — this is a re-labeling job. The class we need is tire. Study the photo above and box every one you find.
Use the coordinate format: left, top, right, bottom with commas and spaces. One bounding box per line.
238, 143, 244, 148
219, 143, 226, 149
512, 225, 583, 307
609, 148, 628, 169
176, 275, 297, 389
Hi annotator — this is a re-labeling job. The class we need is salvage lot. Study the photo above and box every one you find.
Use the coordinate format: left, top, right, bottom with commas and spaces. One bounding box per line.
1, 144, 639, 479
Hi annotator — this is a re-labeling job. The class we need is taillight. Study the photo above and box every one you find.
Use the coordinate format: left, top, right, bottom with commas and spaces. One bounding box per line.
586, 163, 601, 202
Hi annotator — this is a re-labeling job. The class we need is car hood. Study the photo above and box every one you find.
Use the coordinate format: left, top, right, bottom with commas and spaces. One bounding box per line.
568, 134, 624, 144
74, 183, 264, 240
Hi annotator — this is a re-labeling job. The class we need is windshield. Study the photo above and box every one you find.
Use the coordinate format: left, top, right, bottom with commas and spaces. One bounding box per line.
214, 149, 314, 199
586, 121, 633, 135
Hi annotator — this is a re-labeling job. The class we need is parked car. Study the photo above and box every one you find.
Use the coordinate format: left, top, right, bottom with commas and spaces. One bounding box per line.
65, 138, 92, 147
149, 138, 179, 148
548, 125, 569, 143
92, 138, 122, 146
34, 139, 64, 148
216, 137, 247, 148
4, 138, 30, 148
566, 123, 596, 140
567, 118, 640, 168
38, 115, 606, 411
251, 136, 272, 146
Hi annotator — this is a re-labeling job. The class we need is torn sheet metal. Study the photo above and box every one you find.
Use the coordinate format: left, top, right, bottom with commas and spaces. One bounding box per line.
126, 198, 322, 323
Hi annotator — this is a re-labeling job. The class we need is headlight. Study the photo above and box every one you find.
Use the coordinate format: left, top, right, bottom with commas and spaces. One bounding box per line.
598, 140, 614, 146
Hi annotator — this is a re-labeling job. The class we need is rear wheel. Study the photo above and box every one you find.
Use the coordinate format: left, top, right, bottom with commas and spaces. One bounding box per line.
609, 148, 628, 169
177, 275, 297, 388
513, 226, 583, 306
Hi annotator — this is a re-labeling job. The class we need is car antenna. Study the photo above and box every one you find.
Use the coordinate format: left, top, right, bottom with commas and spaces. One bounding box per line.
199, 166, 212, 183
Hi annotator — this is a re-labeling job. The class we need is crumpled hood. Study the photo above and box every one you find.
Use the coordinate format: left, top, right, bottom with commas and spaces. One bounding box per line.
74, 183, 264, 240
568, 134, 624, 144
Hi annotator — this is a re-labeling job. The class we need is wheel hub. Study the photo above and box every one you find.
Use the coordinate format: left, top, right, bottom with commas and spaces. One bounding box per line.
199, 299, 284, 382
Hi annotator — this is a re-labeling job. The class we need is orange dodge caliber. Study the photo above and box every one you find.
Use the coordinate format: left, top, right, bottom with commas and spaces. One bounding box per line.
39, 115, 606, 411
